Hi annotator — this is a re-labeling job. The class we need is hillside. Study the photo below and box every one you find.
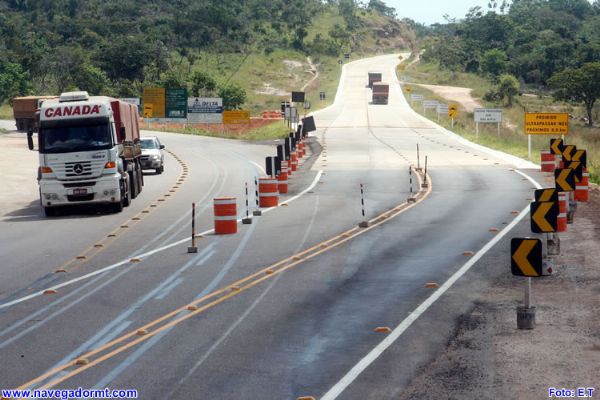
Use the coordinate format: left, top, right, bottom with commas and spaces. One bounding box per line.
0, 0, 414, 112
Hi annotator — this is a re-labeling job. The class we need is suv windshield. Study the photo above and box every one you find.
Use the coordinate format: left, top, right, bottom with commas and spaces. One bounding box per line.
40, 119, 112, 153
140, 138, 158, 150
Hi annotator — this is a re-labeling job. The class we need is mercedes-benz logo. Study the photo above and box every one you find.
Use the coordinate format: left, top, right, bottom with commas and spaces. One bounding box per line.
73, 163, 84, 175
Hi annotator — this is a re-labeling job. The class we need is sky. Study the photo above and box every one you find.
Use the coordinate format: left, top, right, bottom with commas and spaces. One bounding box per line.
386, 0, 488, 25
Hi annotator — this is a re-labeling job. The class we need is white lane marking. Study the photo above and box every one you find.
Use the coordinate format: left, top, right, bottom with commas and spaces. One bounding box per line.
93, 217, 260, 389
195, 249, 216, 266
153, 278, 184, 301
320, 170, 541, 399
0, 171, 322, 310
168, 196, 322, 395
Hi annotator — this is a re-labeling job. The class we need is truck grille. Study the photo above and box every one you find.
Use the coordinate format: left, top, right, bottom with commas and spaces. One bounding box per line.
65, 161, 92, 177
141, 155, 150, 161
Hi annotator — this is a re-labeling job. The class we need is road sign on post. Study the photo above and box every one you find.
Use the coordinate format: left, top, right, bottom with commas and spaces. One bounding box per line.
448, 104, 459, 128
572, 149, 587, 168
562, 145, 576, 162
474, 108, 502, 139
534, 188, 558, 203
166, 88, 187, 118
531, 201, 558, 233
319, 91, 325, 101
525, 113, 569, 159
142, 87, 166, 118
555, 168, 576, 192
291, 91, 305, 103
550, 138, 564, 155
511, 238, 543, 277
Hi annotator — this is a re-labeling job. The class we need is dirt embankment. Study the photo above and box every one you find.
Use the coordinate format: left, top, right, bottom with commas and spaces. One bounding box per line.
397, 186, 600, 399
415, 84, 482, 113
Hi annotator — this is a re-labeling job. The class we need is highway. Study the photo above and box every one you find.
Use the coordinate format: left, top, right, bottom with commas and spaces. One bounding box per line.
0, 54, 541, 399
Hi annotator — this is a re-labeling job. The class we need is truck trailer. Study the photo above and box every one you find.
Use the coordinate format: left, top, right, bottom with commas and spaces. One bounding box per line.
372, 82, 389, 105
27, 91, 144, 216
368, 71, 382, 88
12, 96, 58, 132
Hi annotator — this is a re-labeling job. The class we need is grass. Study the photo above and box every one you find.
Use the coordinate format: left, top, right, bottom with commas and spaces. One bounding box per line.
399, 68, 600, 184
0, 103, 13, 119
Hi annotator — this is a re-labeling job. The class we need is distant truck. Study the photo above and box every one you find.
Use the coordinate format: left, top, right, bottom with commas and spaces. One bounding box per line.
12, 96, 58, 132
27, 91, 144, 216
368, 71, 382, 88
372, 82, 389, 105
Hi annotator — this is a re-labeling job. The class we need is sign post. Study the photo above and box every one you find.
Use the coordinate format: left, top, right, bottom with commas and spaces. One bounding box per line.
187, 97, 223, 124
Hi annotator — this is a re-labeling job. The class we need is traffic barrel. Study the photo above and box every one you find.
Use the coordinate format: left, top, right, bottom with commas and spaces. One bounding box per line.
575, 168, 589, 202
558, 192, 567, 232
277, 161, 289, 194
541, 150, 554, 172
290, 152, 298, 172
297, 142, 305, 158
214, 197, 237, 234
259, 177, 279, 207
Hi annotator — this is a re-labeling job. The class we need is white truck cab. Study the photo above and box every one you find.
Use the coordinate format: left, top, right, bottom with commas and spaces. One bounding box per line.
30, 91, 143, 216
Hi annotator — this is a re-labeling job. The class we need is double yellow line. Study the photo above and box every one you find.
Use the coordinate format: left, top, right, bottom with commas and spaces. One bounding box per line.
18, 170, 432, 394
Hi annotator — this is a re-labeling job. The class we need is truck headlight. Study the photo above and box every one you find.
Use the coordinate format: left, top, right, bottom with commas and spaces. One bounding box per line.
151, 155, 160, 160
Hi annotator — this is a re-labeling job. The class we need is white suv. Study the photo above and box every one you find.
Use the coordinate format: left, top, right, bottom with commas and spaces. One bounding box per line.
140, 136, 165, 174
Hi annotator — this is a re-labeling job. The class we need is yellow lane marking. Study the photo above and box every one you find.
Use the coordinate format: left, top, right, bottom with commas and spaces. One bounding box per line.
17, 170, 433, 392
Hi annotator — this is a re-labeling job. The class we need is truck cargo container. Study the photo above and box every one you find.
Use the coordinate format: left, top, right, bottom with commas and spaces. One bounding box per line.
27, 91, 143, 216
368, 71, 382, 88
372, 82, 389, 105
12, 96, 58, 132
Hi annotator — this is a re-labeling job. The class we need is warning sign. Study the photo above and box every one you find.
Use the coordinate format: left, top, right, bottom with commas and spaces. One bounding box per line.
223, 110, 250, 125
525, 113, 569, 135
142, 88, 166, 118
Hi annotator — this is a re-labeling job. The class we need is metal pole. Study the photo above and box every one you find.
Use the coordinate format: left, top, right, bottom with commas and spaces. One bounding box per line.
497, 122, 500, 137
243, 182, 252, 224
422, 156, 429, 188
451, 117, 454, 129
360, 184, 365, 218
417, 143, 420, 170
253, 177, 262, 216
528, 135, 532, 160
476, 122, 479, 139
524, 277, 531, 308
187, 203, 198, 253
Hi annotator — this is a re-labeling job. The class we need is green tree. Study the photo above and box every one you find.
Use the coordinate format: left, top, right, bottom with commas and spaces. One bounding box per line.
190, 71, 217, 96
496, 74, 520, 106
548, 62, 600, 126
218, 83, 246, 110
480, 49, 508, 77
0, 59, 31, 104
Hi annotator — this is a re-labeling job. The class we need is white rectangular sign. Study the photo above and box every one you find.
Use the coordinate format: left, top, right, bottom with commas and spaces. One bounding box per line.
423, 100, 438, 109
437, 103, 449, 114
411, 94, 424, 102
187, 97, 223, 124
474, 108, 502, 123
119, 98, 140, 106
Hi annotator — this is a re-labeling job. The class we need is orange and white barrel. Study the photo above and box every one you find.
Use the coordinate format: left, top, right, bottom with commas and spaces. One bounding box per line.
575, 168, 589, 202
558, 192, 567, 232
290, 152, 298, 172
214, 197, 237, 234
297, 142, 305, 158
277, 165, 289, 194
541, 150, 554, 172
259, 177, 279, 207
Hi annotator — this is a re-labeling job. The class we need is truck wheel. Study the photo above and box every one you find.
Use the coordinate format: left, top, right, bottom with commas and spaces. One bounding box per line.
137, 165, 144, 188
123, 175, 131, 207
129, 170, 138, 199
43, 206, 57, 217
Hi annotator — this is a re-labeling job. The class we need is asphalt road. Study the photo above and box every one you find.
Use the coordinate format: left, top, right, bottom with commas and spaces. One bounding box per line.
0, 54, 540, 399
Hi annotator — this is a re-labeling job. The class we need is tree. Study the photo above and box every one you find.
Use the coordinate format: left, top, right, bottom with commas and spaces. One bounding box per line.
218, 83, 246, 110
0, 59, 31, 104
549, 62, 600, 126
480, 49, 508, 77
190, 71, 217, 96
496, 74, 519, 106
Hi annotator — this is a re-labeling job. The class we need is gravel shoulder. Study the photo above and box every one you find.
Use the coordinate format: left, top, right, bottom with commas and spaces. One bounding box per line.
397, 183, 600, 399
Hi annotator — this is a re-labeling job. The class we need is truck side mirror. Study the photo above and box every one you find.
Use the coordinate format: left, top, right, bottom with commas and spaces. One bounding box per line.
27, 129, 34, 150
119, 126, 126, 142
160, 144, 165, 149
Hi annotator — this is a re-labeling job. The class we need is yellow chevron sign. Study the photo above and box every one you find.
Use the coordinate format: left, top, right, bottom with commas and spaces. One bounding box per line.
572, 149, 587, 168
448, 104, 459, 118
550, 138, 563, 155
562, 145, 576, 161
511, 238, 543, 277
567, 161, 583, 182
555, 168, 575, 192
534, 188, 557, 203
531, 201, 558, 233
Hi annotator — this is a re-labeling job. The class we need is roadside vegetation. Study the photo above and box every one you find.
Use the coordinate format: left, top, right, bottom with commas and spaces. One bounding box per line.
402, 0, 600, 184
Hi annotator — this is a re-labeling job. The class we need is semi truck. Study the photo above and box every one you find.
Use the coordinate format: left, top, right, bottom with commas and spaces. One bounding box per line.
12, 96, 58, 132
27, 91, 144, 216
368, 71, 382, 88
372, 82, 389, 105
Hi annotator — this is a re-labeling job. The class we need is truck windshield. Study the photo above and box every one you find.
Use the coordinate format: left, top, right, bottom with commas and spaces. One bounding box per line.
40, 119, 112, 154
